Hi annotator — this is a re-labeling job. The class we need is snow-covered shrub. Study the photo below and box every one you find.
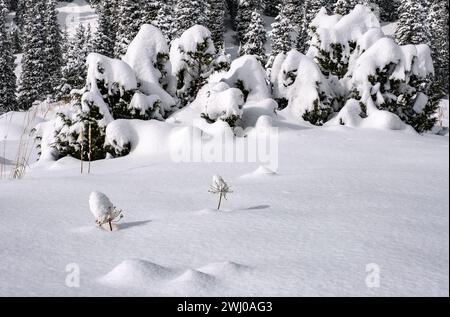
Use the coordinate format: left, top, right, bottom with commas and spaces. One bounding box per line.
217, 55, 271, 103
122, 24, 176, 118
89, 191, 123, 231
85, 53, 139, 120
195, 82, 245, 127
271, 50, 339, 125
49, 93, 116, 161
170, 25, 217, 107
348, 38, 437, 132
308, 5, 380, 79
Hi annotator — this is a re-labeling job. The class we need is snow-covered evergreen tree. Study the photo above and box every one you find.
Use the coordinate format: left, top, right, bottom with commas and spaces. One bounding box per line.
296, 0, 328, 53
375, 0, 399, 22
283, 0, 304, 26
174, 0, 208, 37
263, 0, 280, 17
92, 0, 117, 57
154, 0, 176, 43
172, 25, 217, 107
270, 6, 293, 57
333, 0, 362, 15
43, 0, 63, 96
235, 0, 262, 41
427, 0, 449, 94
140, 0, 159, 24
114, 0, 143, 57
18, 0, 48, 109
239, 10, 267, 63
395, 0, 430, 46
58, 23, 90, 98
208, 0, 225, 49
0, 0, 17, 113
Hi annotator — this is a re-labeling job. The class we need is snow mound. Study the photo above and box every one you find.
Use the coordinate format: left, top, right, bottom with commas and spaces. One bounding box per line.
198, 261, 249, 277
241, 166, 277, 178
99, 259, 177, 288
164, 269, 218, 295
326, 99, 414, 132
105, 120, 173, 158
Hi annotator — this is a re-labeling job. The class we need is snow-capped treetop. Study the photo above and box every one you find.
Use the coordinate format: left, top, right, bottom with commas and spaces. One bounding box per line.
177, 25, 216, 56
122, 24, 175, 114
86, 53, 138, 96
309, 5, 380, 53
218, 55, 270, 103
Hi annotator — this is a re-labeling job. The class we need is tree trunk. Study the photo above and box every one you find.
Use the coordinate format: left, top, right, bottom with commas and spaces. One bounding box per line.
108, 220, 113, 232
218, 193, 223, 210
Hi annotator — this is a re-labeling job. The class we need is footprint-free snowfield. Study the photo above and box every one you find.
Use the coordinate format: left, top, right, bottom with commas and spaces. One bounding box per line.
0, 126, 448, 296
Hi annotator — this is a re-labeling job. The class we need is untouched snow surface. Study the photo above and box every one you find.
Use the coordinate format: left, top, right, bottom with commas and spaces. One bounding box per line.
0, 124, 448, 296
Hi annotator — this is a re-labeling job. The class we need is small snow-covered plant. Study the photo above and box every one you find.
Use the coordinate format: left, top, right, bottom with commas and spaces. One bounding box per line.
89, 191, 124, 231
208, 175, 233, 210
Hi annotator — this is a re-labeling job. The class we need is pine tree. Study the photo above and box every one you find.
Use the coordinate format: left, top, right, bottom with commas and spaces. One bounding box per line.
58, 23, 89, 98
264, 0, 280, 17
0, 0, 17, 113
114, 0, 143, 57
333, 0, 362, 15
374, 0, 400, 22
43, 0, 63, 97
283, 0, 304, 26
395, 0, 430, 46
18, 0, 48, 109
154, 1, 176, 43
140, 0, 160, 24
270, 7, 293, 56
174, 0, 209, 38
208, 0, 225, 49
239, 10, 267, 63
235, 0, 262, 41
428, 0, 448, 94
92, 0, 117, 57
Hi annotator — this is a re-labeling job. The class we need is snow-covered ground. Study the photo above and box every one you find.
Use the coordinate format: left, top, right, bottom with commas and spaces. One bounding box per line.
0, 111, 448, 296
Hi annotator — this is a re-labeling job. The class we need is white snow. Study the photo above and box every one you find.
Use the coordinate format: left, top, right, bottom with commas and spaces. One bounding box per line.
123, 24, 176, 114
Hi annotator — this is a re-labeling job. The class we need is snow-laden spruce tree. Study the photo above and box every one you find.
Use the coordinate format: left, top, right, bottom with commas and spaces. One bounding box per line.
239, 10, 267, 63
283, 0, 304, 26
395, 0, 430, 46
375, 0, 400, 22
18, 0, 48, 109
264, 0, 280, 17
139, 0, 159, 25
296, 0, 327, 54
271, 50, 337, 125
58, 23, 91, 99
92, 0, 117, 58
270, 7, 293, 58
0, 0, 17, 114
428, 0, 449, 94
208, 0, 226, 49
235, 0, 263, 42
43, 0, 63, 97
114, 0, 143, 57
153, 1, 176, 43
174, 0, 209, 38
334, 0, 366, 15
171, 25, 217, 107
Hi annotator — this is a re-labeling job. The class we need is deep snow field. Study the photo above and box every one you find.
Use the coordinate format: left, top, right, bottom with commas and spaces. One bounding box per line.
0, 108, 448, 296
